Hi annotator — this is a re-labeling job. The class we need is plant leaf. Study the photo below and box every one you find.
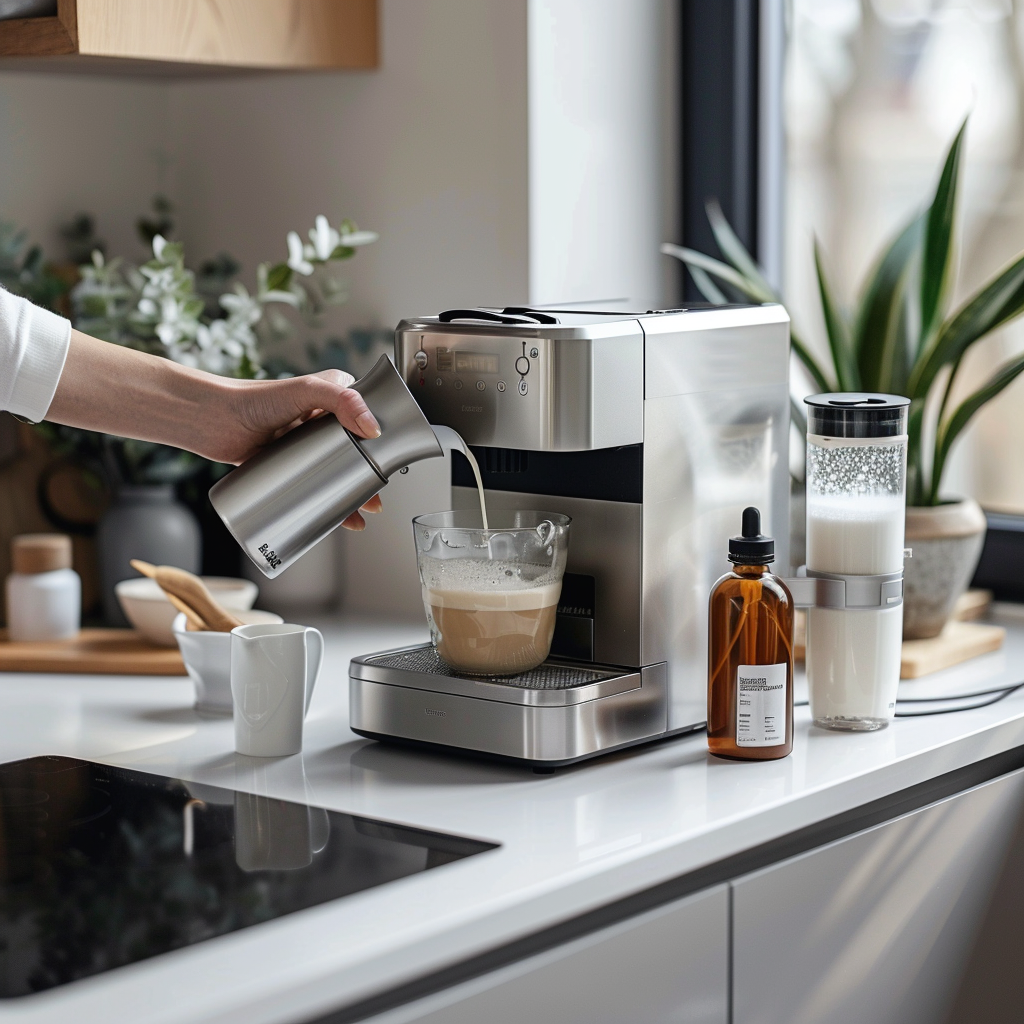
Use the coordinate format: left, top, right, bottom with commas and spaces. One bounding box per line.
814, 239, 859, 391
906, 398, 927, 506
854, 213, 922, 392
705, 199, 774, 291
790, 327, 834, 393
265, 262, 292, 293
790, 396, 807, 437
929, 351, 1024, 503
688, 265, 728, 304
884, 290, 913, 396
660, 243, 774, 301
920, 117, 967, 349
908, 248, 1024, 398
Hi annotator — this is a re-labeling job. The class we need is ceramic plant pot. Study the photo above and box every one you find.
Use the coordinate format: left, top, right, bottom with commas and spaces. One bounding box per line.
97, 485, 201, 626
903, 498, 987, 640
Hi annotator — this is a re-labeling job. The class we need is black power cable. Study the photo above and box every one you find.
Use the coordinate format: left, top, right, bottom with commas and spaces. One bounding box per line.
795, 681, 1024, 717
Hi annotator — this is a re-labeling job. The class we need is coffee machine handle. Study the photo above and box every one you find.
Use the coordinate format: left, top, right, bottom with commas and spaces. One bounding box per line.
438, 308, 547, 326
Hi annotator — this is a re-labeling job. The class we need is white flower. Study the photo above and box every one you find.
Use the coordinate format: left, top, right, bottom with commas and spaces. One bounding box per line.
154, 296, 199, 347
287, 231, 314, 275
152, 234, 168, 260
309, 214, 340, 261
338, 229, 379, 248
219, 284, 262, 327
140, 264, 178, 298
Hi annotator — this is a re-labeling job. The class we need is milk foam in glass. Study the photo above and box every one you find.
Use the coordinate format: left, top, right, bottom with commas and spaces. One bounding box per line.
413, 510, 571, 676
804, 394, 910, 731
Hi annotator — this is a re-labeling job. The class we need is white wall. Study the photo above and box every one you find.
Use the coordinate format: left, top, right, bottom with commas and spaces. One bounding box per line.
527, 0, 670, 309
0, 72, 169, 262
170, 0, 531, 337
0, 0, 678, 620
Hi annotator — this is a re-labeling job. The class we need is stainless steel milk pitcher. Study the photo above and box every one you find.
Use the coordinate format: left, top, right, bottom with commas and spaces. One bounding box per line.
209, 354, 443, 578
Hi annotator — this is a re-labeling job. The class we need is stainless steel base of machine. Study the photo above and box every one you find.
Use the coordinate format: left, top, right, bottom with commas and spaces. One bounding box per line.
348, 645, 677, 767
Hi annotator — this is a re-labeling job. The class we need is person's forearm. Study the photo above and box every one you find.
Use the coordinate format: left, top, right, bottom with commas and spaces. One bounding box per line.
45, 329, 379, 467
46, 330, 231, 457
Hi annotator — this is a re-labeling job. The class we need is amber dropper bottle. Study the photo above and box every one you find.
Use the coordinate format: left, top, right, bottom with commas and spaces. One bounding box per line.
707, 507, 794, 760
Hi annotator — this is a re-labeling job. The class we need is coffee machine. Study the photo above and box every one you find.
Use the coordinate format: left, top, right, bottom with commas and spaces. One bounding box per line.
349, 305, 791, 767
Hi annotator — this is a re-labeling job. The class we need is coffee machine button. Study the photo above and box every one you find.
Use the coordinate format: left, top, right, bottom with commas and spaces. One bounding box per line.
414, 350, 429, 369
476, 380, 486, 391
435, 377, 443, 386
496, 381, 506, 392
515, 356, 530, 375
454, 380, 463, 390
517, 379, 529, 396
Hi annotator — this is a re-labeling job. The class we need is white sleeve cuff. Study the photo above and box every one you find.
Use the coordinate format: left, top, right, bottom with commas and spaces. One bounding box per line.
0, 289, 72, 423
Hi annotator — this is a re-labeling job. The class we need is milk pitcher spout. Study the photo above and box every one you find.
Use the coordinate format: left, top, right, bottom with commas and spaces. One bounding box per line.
209, 354, 444, 579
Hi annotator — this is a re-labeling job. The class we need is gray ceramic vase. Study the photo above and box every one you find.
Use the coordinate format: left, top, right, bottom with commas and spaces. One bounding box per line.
97, 485, 201, 625
903, 498, 987, 640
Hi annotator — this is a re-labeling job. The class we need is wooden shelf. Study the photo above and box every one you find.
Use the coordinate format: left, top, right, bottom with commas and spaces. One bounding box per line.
0, 0, 378, 73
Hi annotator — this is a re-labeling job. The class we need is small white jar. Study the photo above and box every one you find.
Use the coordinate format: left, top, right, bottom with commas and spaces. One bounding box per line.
6, 534, 80, 642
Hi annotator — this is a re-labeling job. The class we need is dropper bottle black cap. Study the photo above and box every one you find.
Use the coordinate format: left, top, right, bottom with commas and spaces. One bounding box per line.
728, 507, 774, 565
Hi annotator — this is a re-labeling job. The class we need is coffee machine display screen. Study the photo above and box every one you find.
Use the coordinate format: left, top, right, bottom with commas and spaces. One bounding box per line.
454, 351, 500, 375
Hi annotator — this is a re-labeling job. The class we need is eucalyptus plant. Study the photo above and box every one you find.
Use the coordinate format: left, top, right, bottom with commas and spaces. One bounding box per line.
662, 119, 1024, 508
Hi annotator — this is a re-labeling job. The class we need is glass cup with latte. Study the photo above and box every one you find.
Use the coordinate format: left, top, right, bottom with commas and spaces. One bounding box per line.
413, 510, 571, 676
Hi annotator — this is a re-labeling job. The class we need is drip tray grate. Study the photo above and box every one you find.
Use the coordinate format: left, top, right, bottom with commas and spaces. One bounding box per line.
365, 646, 614, 690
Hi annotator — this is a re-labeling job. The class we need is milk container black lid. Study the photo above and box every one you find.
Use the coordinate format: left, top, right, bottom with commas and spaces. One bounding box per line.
805, 393, 910, 439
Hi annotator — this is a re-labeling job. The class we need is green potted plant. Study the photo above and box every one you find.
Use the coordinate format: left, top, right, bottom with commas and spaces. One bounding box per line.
663, 119, 1024, 639
2, 205, 380, 623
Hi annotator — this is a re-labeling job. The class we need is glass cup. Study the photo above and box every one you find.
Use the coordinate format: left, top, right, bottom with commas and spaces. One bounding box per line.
413, 510, 571, 676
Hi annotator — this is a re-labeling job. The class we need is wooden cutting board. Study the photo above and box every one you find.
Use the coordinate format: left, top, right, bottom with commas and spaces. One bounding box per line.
900, 621, 1006, 680
0, 629, 186, 675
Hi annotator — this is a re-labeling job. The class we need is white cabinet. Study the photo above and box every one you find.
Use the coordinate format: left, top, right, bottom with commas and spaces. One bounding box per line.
370, 884, 729, 1024
731, 767, 1024, 1024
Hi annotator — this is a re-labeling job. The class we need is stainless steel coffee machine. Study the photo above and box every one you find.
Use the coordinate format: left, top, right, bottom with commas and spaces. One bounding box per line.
349, 305, 791, 767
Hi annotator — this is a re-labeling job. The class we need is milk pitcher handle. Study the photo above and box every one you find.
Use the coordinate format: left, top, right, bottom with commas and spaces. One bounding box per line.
304, 627, 324, 716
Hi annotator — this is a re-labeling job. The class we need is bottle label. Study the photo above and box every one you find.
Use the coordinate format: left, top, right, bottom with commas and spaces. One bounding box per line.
736, 663, 787, 747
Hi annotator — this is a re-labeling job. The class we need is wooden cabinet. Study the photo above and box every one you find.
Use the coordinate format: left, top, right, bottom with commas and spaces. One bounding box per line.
0, 0, 378, 71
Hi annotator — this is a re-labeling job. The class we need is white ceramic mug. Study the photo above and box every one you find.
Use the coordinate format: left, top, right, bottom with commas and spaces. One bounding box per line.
230, 623, 324, 756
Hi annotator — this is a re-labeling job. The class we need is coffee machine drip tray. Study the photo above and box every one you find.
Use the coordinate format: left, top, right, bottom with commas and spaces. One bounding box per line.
362, 645, 626, 695
349, 645, 671, 766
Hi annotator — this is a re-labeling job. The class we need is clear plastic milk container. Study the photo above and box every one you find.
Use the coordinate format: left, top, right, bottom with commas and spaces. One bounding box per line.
805, 394, 909, 731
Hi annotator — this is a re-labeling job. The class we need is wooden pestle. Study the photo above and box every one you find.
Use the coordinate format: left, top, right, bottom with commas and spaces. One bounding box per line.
130, 560, 244, 633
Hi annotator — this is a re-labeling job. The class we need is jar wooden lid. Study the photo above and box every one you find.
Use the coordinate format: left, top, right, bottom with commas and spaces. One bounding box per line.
11, 534, 72, 574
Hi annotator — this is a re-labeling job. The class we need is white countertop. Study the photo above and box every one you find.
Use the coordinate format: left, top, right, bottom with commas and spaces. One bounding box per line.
4, 608, 1024, 1024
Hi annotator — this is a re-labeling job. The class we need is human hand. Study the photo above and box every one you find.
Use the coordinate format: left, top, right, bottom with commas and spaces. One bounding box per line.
216, 369, 384, 531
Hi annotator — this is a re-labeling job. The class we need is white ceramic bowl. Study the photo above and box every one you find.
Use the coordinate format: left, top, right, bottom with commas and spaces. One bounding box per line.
172, 610, 283, 715
116, 576, 259, 647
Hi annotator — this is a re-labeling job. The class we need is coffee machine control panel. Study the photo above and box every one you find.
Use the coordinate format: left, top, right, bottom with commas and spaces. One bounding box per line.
395, 311, 645, 452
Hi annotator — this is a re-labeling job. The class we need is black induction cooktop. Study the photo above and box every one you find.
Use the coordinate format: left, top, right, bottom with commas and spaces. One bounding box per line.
0, 756, 497, 997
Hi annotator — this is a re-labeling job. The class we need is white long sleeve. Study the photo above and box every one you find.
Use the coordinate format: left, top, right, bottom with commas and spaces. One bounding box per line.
0, 287, 71, 422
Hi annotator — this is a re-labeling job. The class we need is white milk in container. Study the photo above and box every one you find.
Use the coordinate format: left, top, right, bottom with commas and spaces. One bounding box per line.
804, 394, 909, 730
